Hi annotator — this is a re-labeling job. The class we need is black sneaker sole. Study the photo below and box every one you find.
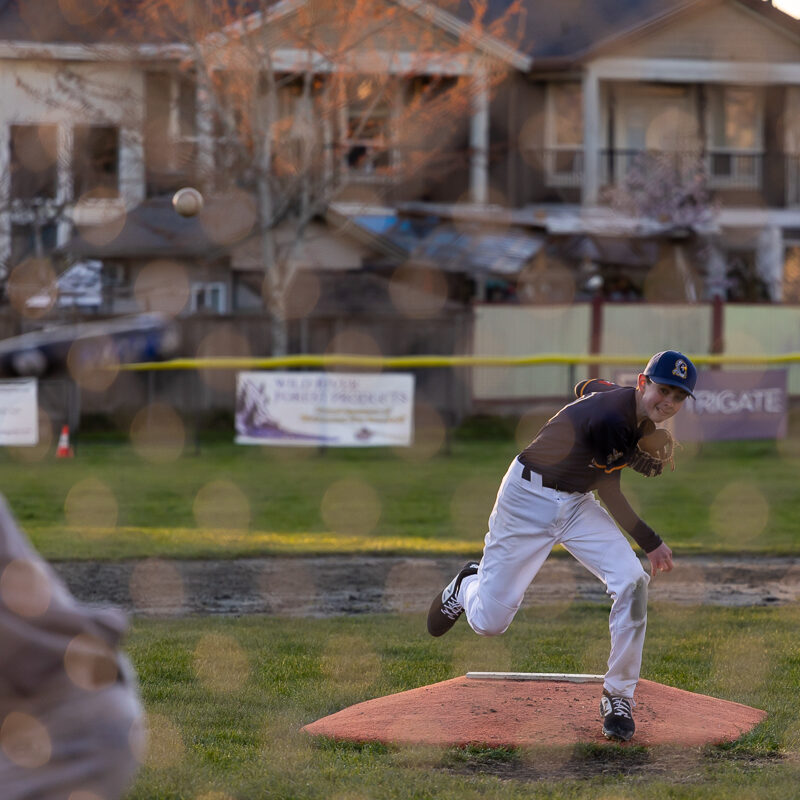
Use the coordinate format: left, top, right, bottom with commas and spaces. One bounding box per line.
602, 726, 635, 742
426, 593, 459, 637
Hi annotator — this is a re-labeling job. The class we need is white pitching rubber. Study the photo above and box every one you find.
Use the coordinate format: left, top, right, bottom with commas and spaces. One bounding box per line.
466, 672, 604, 683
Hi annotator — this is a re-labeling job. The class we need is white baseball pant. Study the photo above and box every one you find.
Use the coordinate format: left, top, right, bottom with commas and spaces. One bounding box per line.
460, 458, 650, 699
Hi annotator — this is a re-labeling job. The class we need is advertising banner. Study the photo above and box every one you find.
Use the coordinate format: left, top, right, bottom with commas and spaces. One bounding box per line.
235, 371, 415, 447
0, 379, 38, 446
615, 369, 787, 441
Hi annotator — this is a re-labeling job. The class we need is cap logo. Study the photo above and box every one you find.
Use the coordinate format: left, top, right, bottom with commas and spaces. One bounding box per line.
672, 359, 688, 380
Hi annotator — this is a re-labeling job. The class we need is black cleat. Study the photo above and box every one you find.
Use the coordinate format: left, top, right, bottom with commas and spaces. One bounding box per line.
426, 561, 479, 637
600, 689, 635, 741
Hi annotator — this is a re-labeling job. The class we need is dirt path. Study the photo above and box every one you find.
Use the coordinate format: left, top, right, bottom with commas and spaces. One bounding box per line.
51, 555, 800, 617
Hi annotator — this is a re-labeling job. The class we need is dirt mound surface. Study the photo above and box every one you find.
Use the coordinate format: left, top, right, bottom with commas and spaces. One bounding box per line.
303, 675, 766, 748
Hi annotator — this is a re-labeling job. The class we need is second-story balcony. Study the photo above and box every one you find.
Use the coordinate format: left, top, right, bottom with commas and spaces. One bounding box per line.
520, 147, 800, 209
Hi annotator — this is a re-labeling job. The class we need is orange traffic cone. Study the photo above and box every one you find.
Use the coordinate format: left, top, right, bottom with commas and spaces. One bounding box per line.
56, 425, 74, 458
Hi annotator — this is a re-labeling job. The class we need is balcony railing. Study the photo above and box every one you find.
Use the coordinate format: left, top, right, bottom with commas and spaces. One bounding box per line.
524, 148, 800, 207
787, 154, 800, 207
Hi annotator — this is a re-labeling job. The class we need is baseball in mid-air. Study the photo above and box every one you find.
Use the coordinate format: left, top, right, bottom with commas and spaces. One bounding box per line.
172, 187, 204, 217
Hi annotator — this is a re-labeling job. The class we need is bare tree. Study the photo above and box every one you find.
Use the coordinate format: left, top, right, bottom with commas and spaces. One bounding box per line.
113, 0, 525, 354
602, 146, 720, 301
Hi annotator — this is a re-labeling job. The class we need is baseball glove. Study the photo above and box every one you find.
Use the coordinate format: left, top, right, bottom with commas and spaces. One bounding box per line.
629, 428, 676, 477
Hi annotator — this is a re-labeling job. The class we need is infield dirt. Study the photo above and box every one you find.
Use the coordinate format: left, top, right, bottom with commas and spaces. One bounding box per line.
53, 554, 800, 616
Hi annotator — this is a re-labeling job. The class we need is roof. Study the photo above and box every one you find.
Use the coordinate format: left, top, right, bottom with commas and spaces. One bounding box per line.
0, 0, 152, 44
342, 210, 545, 275
62, 196, 231, 260
442, 0, 800, 61
0, 0, 528, 69
6, 0, 799, 66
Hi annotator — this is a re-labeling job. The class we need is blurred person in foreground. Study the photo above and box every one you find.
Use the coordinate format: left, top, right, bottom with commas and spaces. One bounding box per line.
428, 350, 696, 742
0, 494, 143, 799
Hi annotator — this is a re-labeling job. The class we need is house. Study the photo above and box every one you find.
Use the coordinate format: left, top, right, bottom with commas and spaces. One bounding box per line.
483, 0, 800, 302
0, 0, 530, 320
1, 0, 799, 325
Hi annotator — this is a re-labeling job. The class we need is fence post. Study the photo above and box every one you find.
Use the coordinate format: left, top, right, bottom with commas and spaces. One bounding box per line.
711, 296, 724, 369
589, 295, 603, 379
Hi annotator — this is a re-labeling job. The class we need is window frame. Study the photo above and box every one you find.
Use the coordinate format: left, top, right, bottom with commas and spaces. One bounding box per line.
704, 85, 764, 190
190, 281, 227, 314
544, 82, 584, 188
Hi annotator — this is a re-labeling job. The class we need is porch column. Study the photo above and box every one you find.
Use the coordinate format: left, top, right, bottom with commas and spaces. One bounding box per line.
195, 81, 215, 187
756, 225, 784, 302
470, 65, 489, 205
0, 125, 10, 273
582, 67, 600, 206
705, 236, 728, 300
56, 124, 73, 248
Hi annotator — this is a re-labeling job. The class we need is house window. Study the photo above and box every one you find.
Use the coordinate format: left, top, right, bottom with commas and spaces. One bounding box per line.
785, 87, 800, 207
10, 222, 58, 265
545, 83, 583, 187
341, 75, 393, 178
72, 125, 120, 198
145, 72, 197, 173
190, 281, 226, 314
9, 124, 58, 202
707, 86, 762, 189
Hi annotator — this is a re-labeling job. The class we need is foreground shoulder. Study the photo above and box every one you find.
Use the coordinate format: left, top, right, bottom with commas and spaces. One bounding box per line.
574, 378, 620, 398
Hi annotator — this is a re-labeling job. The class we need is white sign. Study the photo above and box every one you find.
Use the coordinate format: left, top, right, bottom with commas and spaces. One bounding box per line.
0, 379, 38, 446
235, 371, 415, 447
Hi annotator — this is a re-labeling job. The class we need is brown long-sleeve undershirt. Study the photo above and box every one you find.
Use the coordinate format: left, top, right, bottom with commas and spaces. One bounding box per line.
596, 475, 662, 553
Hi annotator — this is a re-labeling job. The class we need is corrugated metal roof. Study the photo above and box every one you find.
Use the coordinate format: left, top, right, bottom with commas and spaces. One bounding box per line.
349, 212, 544, 275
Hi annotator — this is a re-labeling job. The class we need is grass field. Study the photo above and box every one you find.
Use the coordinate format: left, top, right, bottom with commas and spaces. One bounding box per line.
3, 427, 800, 797
124, 604, 800, 799
1, 428, 799, 558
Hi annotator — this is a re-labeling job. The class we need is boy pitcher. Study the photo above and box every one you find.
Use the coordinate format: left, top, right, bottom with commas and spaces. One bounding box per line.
428, 350, 697, 741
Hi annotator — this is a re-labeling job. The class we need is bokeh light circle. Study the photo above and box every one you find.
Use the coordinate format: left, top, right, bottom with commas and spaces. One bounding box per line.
141, 712, 184, 769
321, 634, 381, 694
388, 265, 448, 318
134, 259, 190, 316
129, 559, 185, 616
193, 633, 250, 693
384, 559, 443, 614
257, 561, 317, 616
0, 712, 51, 768
74, 189, 127, 247
67, 334, 120, 392
7, 257, 58, 318
196, 327, 251, 392
58, 0, 110, 25
68, 790, 106, 800
324, 327, 382, 372
394, 401, 446, 462
130, 403, 186, 463
708, 481, 770, 548
271, 270, 321, 320
64, 477, 118, 530
320, 478, 381, 537
0, 558, 52, 618
449, 477, 497, 539
8, 407, 53, 463
193, 479, 251, 531
64, 633, 119, 691
199, 188, 256, 245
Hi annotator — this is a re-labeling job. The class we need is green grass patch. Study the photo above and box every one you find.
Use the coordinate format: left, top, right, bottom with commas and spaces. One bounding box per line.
2, 433, 800, 558
123, 603, 800, 799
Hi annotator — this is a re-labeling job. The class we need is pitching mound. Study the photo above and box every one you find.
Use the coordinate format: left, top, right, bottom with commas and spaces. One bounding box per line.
303, 674, 766, 748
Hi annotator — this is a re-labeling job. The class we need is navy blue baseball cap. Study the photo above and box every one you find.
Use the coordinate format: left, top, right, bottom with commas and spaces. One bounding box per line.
643, 350, 697, 398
